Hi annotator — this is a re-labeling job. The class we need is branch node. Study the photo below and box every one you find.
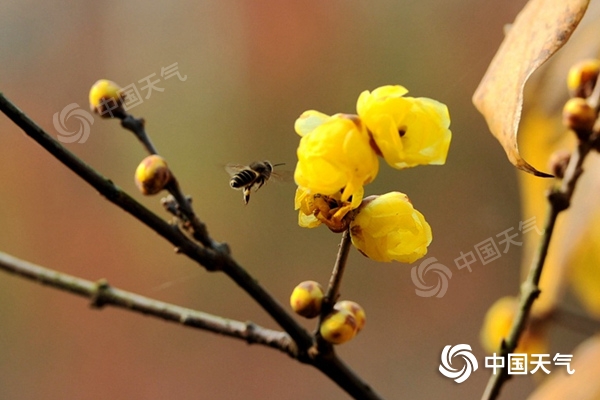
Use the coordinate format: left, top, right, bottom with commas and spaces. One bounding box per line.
215, 242, 231, 255
90, 278, 111, 309
179, 311, 190, 324
245, 321, 257, 344
548, 190, 570, 212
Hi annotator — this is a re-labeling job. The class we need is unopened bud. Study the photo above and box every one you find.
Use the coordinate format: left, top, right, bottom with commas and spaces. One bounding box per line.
134, 155, 172, 195
319, 308, 357, 344
335, 300, 366, 333
89, 79, 125, 118
567, 59, 600, 98
548, 149, 571, 179
562, 97, 596, 140
290, 281, 324, 318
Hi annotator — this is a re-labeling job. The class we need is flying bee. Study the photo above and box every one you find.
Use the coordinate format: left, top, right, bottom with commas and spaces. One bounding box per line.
226, 161, 286, 204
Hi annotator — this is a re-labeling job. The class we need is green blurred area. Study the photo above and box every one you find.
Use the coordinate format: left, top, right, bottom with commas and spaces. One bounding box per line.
0, 1, 541, 399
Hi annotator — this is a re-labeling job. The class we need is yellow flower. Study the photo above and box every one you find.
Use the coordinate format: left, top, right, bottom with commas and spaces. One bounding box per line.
294, 112, 379, 203
349, 192, 432, 263
294, 110, 330, 137
294, 186, 356, 232
295, 186, 322, 228
356, 85, 451, 169
480, 296, 548, 356
89, 79, 125, 118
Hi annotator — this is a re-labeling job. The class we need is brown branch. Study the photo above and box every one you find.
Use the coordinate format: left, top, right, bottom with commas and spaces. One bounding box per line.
120, 114, 159, 155
325, 228, 353, 307
314, 229, 352, 352
482, 139, 593, 400
119, 112, 224, 252
0, 251, 295, 353
0, 93, 384, 400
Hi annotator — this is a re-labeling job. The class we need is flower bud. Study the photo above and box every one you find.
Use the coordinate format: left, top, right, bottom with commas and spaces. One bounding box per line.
547, 149, 571, 179
334, 300, 366, 333
480, 296, 547, 356
562, 97, 596, 140
320, 308, 358, 344
290, 280, 324, 318
89, 79, 125, 118
567, 59, 600, 98
134, 155, 172, 195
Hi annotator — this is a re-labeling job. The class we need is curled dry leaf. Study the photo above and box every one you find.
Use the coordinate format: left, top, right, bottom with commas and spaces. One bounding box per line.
472, 0, 590, 176
517, 0, 600, 318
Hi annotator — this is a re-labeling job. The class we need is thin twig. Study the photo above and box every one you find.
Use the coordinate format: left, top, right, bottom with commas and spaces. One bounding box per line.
314, 229, 353, 351
482, 140, 593, 400
165, 177, 225, 252
119, 112, 224, 251
120, 114, 159, 155
323, 228, 352, 313
0, 251, 296, 353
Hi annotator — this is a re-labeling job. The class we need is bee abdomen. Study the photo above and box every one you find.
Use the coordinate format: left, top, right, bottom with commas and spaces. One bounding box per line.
230, 170, 257, 188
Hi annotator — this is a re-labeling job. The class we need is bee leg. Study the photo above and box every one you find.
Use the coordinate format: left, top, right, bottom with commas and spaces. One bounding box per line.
243, 188, 251, 204
255, 180, 266, 191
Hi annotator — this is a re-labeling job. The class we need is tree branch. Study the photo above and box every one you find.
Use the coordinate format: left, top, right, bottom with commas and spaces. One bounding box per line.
482, 139, 593, 400
118, 111, 223, 251
0, 92, 310, 348
0, 93, 384, 400
0, 251, 296, 353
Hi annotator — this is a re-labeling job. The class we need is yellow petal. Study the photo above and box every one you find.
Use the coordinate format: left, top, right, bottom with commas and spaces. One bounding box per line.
294, 110, 331, 137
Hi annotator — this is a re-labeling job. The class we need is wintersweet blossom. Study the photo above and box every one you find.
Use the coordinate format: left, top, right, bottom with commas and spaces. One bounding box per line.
294, 112, 379, 203
294, 186, 356, 232
349, 192, 432, 263
356, 85, 451, 169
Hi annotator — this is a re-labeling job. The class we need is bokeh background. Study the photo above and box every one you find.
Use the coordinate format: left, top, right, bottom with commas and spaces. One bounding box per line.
0, 0, 579, 398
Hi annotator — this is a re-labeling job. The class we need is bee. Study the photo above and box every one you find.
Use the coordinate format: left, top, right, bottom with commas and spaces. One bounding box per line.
226, 161, 286, 204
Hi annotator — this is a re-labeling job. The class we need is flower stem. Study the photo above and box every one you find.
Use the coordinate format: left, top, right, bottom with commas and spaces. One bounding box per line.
315, 229, 352, 351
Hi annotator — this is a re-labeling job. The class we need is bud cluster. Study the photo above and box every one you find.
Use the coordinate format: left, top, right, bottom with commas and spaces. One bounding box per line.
290, 281, 366, 345
563, 59, 600, 142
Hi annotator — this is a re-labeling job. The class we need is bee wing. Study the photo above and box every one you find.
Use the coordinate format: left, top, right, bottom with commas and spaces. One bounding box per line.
270, 169, 294, 183
225, 163, 247, 177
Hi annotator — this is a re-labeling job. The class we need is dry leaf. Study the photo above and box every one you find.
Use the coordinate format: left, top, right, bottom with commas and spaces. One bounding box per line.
473, 0, 589, 176
516, 1, 600, 318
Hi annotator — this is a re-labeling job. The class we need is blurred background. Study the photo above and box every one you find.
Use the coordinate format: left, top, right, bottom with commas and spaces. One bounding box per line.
0, 0, 579, 398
